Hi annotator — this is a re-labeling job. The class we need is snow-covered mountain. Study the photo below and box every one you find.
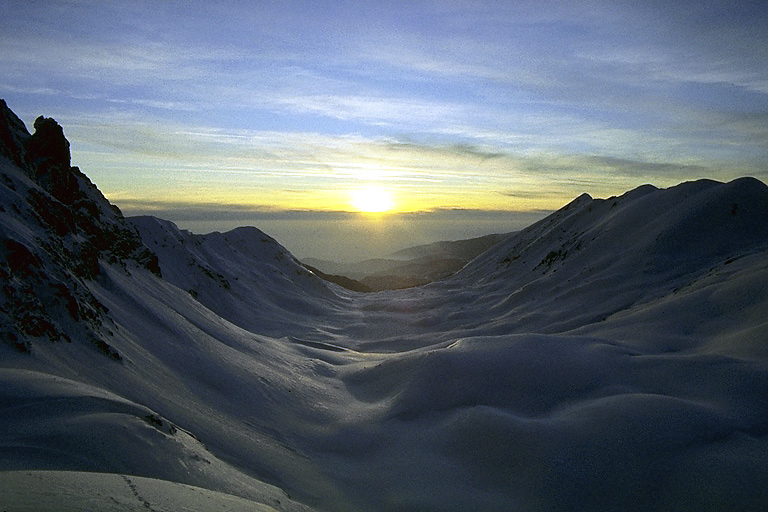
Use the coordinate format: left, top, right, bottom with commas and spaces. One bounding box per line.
1, 100, 767, 512
446, 177, 768, 339
127, 215, 346, 337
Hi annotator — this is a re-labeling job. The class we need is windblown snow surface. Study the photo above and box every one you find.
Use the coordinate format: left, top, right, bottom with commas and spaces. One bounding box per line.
2, 105, 768, 511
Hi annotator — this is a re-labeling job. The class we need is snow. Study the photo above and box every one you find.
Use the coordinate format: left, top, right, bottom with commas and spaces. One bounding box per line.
126, 215, 344, 338
0, 470, 280, 511
2, 131, 768, 512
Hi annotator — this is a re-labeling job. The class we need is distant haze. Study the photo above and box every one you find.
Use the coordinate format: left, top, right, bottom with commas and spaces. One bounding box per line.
125, 207, 550, 261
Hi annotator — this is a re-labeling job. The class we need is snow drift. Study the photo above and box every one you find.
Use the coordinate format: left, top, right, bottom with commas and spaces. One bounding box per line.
1, 100, 767, 511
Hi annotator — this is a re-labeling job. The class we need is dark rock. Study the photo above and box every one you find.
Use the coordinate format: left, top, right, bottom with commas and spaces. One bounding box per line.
23, 115, 81, 205
26, 116, 71, 168
2, 239, 42, 277
27, 188, 77, 236
0, 99, 30, 167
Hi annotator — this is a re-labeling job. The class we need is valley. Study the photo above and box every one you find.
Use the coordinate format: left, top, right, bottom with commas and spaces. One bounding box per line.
1, 102, 767, 511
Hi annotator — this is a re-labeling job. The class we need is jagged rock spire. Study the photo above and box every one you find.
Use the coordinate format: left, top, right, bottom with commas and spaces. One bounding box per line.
26, 115, 71, 169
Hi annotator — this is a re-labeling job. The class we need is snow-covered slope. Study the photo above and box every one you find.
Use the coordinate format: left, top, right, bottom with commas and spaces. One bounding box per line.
0, 101, 318, 511
324, 179, 768, 510
128, 215, 345, 337
1, 100, 767, 512
0, 470, 281, 512
443, 177, 768, 337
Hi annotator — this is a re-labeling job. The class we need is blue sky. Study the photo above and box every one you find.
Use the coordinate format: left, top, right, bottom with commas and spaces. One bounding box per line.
1, 0, 767, 259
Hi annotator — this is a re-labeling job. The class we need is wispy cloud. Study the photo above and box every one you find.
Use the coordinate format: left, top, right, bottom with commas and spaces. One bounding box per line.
61, 113, 762, 220
3, 0, 767, 244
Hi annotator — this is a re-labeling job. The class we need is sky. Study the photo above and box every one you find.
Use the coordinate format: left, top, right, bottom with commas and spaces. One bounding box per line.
2, 0, 767, 260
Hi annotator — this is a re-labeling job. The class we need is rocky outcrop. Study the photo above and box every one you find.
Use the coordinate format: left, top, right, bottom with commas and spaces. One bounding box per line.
0, 101, 160, 278
24, 115, 78, 205
0, 100, 160, 356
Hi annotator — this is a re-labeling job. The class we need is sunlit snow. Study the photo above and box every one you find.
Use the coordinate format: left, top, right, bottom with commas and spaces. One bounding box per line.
1, 102, 767, 511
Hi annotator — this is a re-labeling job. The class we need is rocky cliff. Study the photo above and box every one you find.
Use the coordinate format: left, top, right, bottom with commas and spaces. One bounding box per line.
0, 100, 159, 355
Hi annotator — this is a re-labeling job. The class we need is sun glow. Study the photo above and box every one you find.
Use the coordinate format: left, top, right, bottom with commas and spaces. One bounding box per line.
350, 186, 395, 213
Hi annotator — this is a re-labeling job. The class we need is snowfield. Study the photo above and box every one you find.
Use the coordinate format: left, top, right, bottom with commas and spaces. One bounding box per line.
1, 102, 768, 511
0, 470, 281, 512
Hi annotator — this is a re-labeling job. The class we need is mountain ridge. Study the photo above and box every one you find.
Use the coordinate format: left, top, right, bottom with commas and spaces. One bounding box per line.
127, 215, 345, 337
423, 175, 768, 342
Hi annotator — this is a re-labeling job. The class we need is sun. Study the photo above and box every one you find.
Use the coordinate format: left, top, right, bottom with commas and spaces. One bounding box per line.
350, 186, 394, 213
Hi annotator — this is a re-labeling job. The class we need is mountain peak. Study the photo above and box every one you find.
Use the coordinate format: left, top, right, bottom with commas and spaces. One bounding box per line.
0, 101, 81, 206
570, 192, 592, 205
0, 99, 30, 168
23, 115, 80, 205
